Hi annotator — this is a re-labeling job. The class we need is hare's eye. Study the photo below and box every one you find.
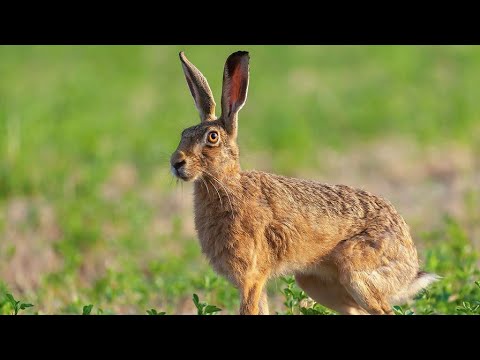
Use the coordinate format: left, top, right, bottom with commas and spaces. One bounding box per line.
207, 131, 219, 144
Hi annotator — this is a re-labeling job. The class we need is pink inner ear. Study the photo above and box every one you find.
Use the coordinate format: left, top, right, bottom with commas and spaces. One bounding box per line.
230, 65, 243, 107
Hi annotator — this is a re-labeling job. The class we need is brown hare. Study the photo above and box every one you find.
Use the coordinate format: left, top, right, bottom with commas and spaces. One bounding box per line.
170, 50, 439, 315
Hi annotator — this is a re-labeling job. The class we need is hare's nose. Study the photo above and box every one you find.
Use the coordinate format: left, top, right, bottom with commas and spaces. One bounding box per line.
171, 151, 187, 170
173, 159, 186, 170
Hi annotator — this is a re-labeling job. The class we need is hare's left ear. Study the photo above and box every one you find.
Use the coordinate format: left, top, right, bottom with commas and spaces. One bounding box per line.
220, 51, 249, 137
179, 52, 216, 122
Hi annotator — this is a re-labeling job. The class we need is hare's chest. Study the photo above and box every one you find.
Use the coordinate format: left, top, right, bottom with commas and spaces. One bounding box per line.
194, 214, 238, 276
193, 201, 235, 251
195, 215, 230, 253
193, 204, 253, 278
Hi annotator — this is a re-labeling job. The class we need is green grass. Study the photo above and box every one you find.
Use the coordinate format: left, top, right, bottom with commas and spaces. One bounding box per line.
2, 217, 479, 315
0, 45, 479, 314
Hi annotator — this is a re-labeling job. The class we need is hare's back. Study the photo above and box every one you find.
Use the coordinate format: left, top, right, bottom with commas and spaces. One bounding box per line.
242, 170, 408, 231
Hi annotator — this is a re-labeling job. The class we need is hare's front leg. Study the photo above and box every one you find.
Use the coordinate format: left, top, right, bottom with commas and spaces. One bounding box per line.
258, 289, 269, 315
239, 278, 267, 315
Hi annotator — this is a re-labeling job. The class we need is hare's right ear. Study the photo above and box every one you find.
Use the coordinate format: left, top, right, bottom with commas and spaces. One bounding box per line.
179, 52, 216, 122
220, 51, 250, 138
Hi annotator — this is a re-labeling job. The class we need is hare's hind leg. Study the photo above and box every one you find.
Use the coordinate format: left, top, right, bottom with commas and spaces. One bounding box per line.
332, 234, 409, 315
339, 276, 394, 315
295, 274, 368, 315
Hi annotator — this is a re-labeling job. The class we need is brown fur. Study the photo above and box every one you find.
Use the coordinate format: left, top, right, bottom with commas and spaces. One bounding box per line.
170, 51, 439, 315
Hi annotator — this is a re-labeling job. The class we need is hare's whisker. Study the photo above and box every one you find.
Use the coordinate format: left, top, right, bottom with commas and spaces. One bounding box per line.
200, 176, 210, 197
207, 178, 223, 208
203, 170, 235, 218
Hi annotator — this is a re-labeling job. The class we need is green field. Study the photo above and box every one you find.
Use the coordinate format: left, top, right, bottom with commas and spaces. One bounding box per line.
0, 45, 479, 315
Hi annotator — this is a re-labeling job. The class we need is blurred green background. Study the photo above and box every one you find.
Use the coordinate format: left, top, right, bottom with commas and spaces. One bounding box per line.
0, 46, 479, 314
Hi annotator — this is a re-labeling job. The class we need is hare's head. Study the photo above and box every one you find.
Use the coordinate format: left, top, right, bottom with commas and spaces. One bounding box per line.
170, 51, 249, 181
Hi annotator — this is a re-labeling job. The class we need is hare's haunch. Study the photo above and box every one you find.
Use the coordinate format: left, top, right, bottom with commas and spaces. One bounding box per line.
170, 51, 439, 315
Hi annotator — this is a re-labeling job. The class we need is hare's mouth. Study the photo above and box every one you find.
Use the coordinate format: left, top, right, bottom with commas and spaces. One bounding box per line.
170, 165, 193, 182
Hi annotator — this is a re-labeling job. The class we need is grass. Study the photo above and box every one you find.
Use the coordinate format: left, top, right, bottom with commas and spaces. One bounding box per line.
0, 45, 479, 314
2, 218, 479, 315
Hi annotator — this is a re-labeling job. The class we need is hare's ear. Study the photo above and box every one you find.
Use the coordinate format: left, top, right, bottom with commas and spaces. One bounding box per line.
220, 51, 249, 137
179, 52, 216, 122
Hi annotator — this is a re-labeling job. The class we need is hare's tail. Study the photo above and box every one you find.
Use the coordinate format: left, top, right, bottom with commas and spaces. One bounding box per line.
390, 271, 441, 306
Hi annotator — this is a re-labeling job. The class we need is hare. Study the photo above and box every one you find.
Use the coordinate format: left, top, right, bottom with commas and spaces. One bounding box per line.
170, 50, 439, 315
